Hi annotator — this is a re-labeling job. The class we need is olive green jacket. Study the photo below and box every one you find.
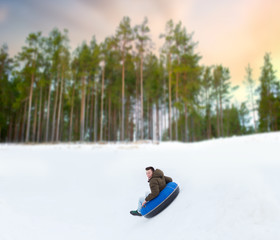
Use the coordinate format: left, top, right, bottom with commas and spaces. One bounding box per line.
145, 169, 173, 202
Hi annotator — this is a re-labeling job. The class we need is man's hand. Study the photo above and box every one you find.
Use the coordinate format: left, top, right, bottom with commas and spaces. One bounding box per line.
142, 200, 147, 206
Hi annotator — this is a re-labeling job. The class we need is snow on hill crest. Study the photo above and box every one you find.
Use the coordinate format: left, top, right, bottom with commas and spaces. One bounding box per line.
0, 132, 280, 240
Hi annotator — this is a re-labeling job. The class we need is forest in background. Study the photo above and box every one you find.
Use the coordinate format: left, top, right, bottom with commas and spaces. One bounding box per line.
1, 17, 280, 143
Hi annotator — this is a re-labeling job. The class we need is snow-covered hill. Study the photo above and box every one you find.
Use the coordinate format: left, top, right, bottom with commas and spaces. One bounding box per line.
1, 132, 280, 240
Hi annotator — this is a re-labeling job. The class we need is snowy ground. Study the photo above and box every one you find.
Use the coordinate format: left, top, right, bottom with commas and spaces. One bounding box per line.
0, 132, 280, 240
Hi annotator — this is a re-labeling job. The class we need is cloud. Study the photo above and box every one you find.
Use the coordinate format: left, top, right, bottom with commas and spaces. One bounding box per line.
81, 0, 186, 17
79, 0, 192, 29
0, 6, 8, 23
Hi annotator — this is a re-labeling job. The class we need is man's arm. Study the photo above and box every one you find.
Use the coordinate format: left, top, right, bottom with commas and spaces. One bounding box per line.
165, 176, 173, 183
145, 179, 160, 202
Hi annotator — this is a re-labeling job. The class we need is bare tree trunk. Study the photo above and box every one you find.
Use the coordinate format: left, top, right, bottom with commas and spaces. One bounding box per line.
207, 106, 212, 139
89, 84, 94, 141
184, 103, 189, 142
84, 88, 88, 136
250, 84, 257, 132
75, 104, 79, 141
116, 106, 119, 141
17, 107, 23, 142
146, 98, 149, 139
205, 87, 212, 139
9, 116, 13, 142
80, 75, 86, 141
168, 53, 172, 140
40, 88, 47, 141
113, 106, 116, 141
21, 99, 28, 142
119, 104, 122, 140
148, 99, 153, 140
69, 85, 75, 142
7, 116, 13, 142
140, 53, 144, 140
60, 96, 64, 141
32, 94, 38, 142
226, 107, 230, 136
85, 80, 91, 137
121, 54, 125, 141
160, 101, 163, 141
274, 111, 278, 131
115, 106, 119, 141
135, 65, 139, 141
14, 110, 20, 142
16, 114, 20, 142
45, 80, 52, 142
163, 78, 166, 138
175, 56, 179, 141
25, 71, 35, 142
37, 85, 43, 142
108, 94, 111, 141
216, 94, 220, 137
56, 70, 64, 142
219, 92, 224, 137
151, 102, 154, 140
100, 66, 105, 141
192, 116, 197, 142
94, 84, 98, 142
129, 115, 134, 141
156, 100, 160, 142
51, 75, 60, 142
181, 121, 184, 142
125, 95, 130, 141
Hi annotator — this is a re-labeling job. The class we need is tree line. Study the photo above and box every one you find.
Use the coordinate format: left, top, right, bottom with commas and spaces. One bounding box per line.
1, 17, 280, 143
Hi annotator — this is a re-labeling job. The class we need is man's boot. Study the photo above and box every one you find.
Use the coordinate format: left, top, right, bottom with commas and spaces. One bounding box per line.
130, 210, 142, 216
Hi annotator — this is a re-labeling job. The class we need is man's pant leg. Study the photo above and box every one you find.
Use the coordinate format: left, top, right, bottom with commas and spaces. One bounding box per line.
137, 196, 145, 212
137, 192, 149, 212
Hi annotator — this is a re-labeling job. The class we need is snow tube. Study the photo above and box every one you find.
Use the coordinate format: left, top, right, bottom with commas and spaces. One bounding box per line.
140, 182, 179, 218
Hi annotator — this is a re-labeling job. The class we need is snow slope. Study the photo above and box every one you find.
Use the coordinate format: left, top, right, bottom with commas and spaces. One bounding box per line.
0, 132, 280, 240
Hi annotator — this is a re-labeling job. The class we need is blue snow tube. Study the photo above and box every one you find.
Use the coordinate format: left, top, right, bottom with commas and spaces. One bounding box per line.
140, 182, 180, 218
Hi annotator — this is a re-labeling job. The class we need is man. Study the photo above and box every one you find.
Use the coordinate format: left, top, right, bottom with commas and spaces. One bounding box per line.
130, 166, 173, 216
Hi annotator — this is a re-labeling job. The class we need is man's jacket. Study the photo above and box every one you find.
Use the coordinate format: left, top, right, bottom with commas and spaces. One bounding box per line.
145, 169, 173, 202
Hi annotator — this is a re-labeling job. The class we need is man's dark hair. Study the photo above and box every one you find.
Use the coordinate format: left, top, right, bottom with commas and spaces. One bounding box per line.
145, 166, 155, 172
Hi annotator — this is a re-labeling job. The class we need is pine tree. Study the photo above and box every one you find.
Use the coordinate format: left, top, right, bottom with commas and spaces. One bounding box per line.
160, 20, 175, 140
239, 102, 250, 134
0, 44, 13, 141
15, 32, 44, 142
74, 42, 95, 141
201, 66, 214, 139
134, 17, 151, 140
115, 16, 134, 141
213, 65, 236, 137
258, 53, 279, 132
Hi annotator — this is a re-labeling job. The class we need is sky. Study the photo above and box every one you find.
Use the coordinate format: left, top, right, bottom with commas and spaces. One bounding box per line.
1, 0, 280, 103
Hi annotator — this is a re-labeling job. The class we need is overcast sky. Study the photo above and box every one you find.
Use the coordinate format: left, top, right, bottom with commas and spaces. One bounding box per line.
1, 0, 280, 102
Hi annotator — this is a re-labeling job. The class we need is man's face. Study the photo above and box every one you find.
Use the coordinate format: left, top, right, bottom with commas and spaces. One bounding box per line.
146, 169, 153, 179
